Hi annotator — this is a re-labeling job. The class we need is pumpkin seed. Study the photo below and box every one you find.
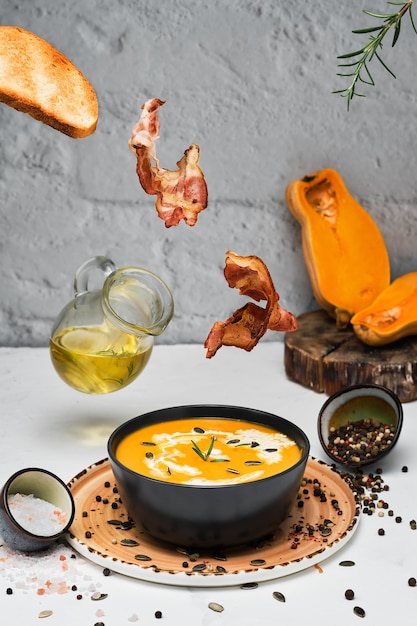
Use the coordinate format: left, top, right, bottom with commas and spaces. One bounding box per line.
264, 448, 278, 452
91, 592, 108, 601
120, 539, 139, 547
135, 554, 152, 561
250, 559, 266, 566
240, 582, 258, 589
38, 610, 53, 618
192, 563, 207, 571
227, 439, 240, 444
272, 591, 286, 603
226, 468, 240, 474
193, 427, 205, 433
212, 553, 227, 561
140, 441, 156, 446
245, 460, 262, 466
339, 560, 355, 567
216, 565, 227, 573
208, 602, 224, 613
354, 606, 366, 618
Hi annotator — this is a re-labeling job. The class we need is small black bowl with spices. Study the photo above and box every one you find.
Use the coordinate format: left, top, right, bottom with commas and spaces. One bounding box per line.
108, 404, 310, 549
318, 384, 403, 468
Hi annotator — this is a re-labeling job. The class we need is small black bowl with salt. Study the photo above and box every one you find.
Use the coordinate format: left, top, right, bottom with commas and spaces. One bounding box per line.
0, 467, 75, 552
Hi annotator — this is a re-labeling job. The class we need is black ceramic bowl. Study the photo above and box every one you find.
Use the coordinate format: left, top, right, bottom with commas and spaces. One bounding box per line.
0, 468, 75, 552
318, 384, 403, 468
108, 404, 310, 549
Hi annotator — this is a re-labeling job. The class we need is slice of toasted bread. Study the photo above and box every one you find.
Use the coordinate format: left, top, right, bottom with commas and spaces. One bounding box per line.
0, 26, 98, 138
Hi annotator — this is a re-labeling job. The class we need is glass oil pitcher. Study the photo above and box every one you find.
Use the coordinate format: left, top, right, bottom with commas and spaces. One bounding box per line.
50, 256, 174, 394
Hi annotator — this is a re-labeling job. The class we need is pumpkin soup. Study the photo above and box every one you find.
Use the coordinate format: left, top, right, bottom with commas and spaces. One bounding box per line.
116, 418, 302, 485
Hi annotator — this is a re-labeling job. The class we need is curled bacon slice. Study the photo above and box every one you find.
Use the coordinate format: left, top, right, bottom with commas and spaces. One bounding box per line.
204, 251, 298, 358
129, 98, 208, 227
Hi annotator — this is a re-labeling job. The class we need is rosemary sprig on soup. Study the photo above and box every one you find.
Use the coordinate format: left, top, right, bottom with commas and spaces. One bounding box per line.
116, 418, 302, 485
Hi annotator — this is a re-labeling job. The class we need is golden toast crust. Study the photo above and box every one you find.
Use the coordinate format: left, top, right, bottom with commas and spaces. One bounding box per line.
0, 26, 98, 138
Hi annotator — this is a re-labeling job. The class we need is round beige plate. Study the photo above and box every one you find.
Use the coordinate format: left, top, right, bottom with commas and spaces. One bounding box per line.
66, 457, 360, 587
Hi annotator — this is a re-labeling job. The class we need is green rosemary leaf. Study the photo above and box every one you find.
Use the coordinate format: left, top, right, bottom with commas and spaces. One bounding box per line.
206, 434, 215, 459
336, 71, 360, 78
375, 51, 396, 77
337, 48, 367, 59
191, 440, 206, 461
363, 10, 396, 18
337, 60, 364, 68
352, 26, 384, 33
410, 7, 417, 33
359, 63, 375, 86
392, 18, 401, 45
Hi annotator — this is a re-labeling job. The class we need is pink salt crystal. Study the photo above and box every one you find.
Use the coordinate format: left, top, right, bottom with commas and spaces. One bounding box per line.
95, 609, 105, 617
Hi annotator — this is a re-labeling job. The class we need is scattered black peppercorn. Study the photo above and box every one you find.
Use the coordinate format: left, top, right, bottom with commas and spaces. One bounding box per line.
402, 466, 408, 472
378, 528, 385, 535
155, 610, 163, 618
408, 577, 416, 587
102, 568, 111, 577
345, 589, 355, 600
6, 587, 13, 595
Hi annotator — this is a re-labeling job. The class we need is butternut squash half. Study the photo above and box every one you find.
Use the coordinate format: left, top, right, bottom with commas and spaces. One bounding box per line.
285, 168, 390, 328
351, 272, 417, 346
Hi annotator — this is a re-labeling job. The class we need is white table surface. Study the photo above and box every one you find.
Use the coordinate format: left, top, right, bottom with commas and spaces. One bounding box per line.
0, 342, 416, 626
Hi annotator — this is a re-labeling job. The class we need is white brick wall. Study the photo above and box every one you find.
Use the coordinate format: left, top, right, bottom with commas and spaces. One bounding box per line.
1, 0, 416, 346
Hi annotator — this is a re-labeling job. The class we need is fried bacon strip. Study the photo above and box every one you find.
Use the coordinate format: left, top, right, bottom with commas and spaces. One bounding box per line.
204, 251, 298, 358
128, 98, 208, 227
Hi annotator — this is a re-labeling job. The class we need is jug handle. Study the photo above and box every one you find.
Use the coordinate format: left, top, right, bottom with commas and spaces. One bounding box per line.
74, 256, 117, 297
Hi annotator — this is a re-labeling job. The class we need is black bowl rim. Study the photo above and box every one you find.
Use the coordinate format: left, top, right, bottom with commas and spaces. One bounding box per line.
1, 467, 76, 540
108, 404, 310, 489
317, 383, 404, 467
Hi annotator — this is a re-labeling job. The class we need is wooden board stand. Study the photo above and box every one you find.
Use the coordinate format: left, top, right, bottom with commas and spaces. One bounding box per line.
284, 310, 417, 403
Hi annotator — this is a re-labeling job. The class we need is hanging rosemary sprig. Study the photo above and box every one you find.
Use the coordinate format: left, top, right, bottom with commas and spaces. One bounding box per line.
334, 1, 417, 109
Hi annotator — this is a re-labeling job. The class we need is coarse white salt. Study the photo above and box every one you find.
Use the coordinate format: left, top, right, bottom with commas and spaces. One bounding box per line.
8, 493, 67, 536
0, 533, 96, 596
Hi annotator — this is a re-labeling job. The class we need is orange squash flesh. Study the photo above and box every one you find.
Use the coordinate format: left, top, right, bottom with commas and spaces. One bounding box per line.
351, 272, 417, 346
285, 169, 390, 328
